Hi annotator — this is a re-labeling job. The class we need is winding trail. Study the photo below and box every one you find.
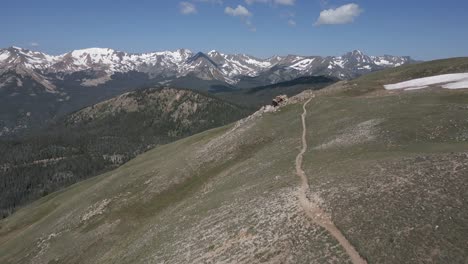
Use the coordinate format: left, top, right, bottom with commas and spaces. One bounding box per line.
296, 98, 368, 264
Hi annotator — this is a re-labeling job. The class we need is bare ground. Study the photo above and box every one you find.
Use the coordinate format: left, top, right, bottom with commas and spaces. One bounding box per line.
296, 96, 368, 264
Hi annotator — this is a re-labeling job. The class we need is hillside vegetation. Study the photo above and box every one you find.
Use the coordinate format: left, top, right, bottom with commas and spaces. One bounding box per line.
0, 87, 249, 218
0, 58, 467, 263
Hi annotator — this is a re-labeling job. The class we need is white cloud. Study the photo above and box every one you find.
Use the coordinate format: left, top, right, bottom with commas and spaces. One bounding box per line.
245, 0, 295, 5
315, 3, 362, 25
225, 5, 256, 31
225, 5, 252, 17
179, 2, 197, 15
288, 19, 296, 26
30, 42, 39, 47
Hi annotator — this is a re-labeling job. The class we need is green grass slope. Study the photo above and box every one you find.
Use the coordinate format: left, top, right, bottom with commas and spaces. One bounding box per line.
0, 87, 249, 218
1, 58, 467, 263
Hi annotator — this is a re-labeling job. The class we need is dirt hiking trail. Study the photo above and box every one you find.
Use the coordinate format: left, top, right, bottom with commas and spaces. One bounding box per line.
296, 97, 368, 264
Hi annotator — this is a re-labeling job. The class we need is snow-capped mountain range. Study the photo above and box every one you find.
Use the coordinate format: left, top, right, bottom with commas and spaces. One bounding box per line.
0, 46, 415, 137
0, 46, 414, 92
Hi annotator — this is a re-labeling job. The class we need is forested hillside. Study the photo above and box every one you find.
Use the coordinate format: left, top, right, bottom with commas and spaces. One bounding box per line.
0, 87, 249, 218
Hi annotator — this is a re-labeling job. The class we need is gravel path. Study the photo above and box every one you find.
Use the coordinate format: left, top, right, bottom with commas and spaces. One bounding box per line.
296, 97, 368, 264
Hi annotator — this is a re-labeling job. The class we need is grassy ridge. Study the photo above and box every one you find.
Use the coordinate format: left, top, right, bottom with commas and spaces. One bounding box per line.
1, 57, 468, 263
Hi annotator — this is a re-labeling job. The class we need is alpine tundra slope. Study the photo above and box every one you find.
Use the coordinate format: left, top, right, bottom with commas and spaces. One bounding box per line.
0, 57, 467, 263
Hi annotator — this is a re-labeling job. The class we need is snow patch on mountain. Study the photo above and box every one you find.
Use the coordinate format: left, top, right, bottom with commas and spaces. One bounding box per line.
330, 58, 345, 68
443, 80, 468, 89
0, 51, 11, 61
244, 58, 272, 68
384, 73, 468, 90
290, 58, 315, 70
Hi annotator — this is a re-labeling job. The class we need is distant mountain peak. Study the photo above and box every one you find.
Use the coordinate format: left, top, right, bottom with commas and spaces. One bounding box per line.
8, 46, 25, 52
0, 46, 416, 92
208, 50, 220, 55
186, 52, 218, 66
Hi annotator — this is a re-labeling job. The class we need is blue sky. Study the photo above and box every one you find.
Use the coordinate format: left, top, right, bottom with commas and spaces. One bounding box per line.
1, 0, 467, 60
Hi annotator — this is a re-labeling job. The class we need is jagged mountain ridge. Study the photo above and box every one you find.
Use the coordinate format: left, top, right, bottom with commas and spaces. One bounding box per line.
0, 46, 415, 89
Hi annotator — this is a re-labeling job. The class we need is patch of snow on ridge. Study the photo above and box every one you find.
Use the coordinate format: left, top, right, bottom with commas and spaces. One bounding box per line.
244, 58, 271, 68
72, 48, 115, 57
443, 80, 468, 89
0, 51, 10, 61
384, 73, 468, 90
333, 58, 345, 68
374, 59, 390, 66
290, 58, 315, 70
